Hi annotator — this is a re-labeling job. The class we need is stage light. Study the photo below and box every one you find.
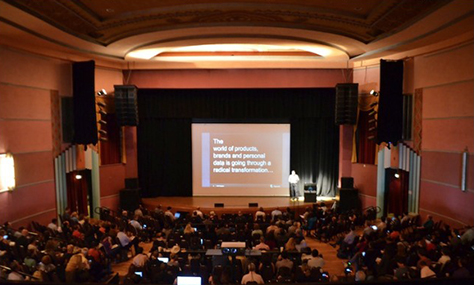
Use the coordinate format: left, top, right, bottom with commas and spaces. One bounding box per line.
98, 119, 107, 125
370, 101, 378, 107
75, 174, 82, 180
369, 110, 377, 116
0, 153, 15, 192
99, 137, 108, 141
99, 129, 107, 135
97, 89, 107, 96
368, 118, 376, 124
394, 173, 400, 179
97, 101, 106, 107
370, 90, 379, 97
368, 126, 376, 132
368, 135, 375, 140
99, 109, 107, 115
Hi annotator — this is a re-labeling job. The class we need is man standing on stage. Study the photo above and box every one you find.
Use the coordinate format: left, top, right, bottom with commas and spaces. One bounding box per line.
288, 170, 300, 201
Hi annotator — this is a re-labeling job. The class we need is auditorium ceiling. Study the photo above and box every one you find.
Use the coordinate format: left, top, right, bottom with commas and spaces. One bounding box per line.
0, 0, 472, 69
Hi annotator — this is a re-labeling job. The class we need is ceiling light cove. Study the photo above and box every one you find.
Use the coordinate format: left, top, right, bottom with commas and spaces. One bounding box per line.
126, 43, 346, 62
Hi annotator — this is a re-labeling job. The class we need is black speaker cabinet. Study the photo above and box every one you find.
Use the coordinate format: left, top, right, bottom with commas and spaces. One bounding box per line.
335, 83, 358, 125
339, 188, 360, 213
341, 177, 354, 189
115, 85, 138, 126
214, 203, 224, 208
120, 189, 140, 212
125, 178, 139, 189
73, 61, 97, 144
249, 203, 258, 208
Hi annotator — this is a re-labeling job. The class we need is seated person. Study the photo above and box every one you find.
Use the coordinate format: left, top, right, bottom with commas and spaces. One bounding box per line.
241, 263, 264, 284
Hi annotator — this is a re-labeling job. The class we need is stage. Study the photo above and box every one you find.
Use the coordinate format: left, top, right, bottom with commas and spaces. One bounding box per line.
142, 196, 336, 215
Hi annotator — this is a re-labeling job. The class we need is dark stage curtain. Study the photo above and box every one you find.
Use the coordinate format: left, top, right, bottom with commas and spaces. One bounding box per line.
137, 88, 338, 198
290, 118, 339, 197
137, 118, 192, 197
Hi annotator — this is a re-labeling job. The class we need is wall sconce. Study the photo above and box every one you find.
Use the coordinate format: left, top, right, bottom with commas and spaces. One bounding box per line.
0, 153, 15, 192
461, 147, 469, 192
370, 90, 379, 97
97, 89, 107, 96
75, 174, 82, 180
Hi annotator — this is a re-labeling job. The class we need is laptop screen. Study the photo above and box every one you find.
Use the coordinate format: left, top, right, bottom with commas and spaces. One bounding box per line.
177, 276, 201, 285
158, 257, 169, 263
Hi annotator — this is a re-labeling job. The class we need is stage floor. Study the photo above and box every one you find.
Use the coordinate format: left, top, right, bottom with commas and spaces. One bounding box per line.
142, 196, 335, 215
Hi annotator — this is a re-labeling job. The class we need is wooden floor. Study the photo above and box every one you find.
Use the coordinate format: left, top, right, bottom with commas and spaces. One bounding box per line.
142, 196, 335, 215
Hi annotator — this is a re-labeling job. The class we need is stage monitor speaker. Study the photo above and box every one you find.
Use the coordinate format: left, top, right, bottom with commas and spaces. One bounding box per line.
249, 203, 258, 208
73, 61, 98, 145
214, 203, 224, 208
335, 83, 358, 125
115, 85, 138, 126
339, 188, 359, 213
125, 178, 139, 189
120, 189, 140, 212
341, 177, 354, 189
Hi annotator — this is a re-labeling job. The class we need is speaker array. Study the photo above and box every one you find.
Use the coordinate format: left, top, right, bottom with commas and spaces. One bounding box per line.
335, 83, 358, 125
114, 85, 138, 126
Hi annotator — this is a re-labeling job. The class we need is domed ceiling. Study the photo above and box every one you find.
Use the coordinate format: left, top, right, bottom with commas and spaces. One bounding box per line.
0, 0, 472, 68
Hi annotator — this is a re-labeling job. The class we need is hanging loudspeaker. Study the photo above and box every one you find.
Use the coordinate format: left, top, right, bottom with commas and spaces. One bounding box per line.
114, 85, 138, 126
335, 83, 358, 125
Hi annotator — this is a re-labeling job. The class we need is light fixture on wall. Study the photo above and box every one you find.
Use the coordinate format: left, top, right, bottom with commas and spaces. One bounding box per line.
0, 153, 15, 192
394, 173, 400, 179
97, 89, 107, 96
75, 174, 82, 180
370, 90, 379, 97
461, 147, 469, 192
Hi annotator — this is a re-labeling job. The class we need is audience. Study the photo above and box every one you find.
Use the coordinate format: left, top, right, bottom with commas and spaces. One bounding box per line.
1, 201, 473, 284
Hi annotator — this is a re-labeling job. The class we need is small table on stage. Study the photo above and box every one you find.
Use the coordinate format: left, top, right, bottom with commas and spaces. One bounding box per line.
304, 191, 317, 202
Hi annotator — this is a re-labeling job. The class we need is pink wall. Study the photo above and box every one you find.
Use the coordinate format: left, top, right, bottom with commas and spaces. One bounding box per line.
127, 69, 350, 88
0, 47, 71, 227
415, 42, 474, 226
0, 47, 127, 226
